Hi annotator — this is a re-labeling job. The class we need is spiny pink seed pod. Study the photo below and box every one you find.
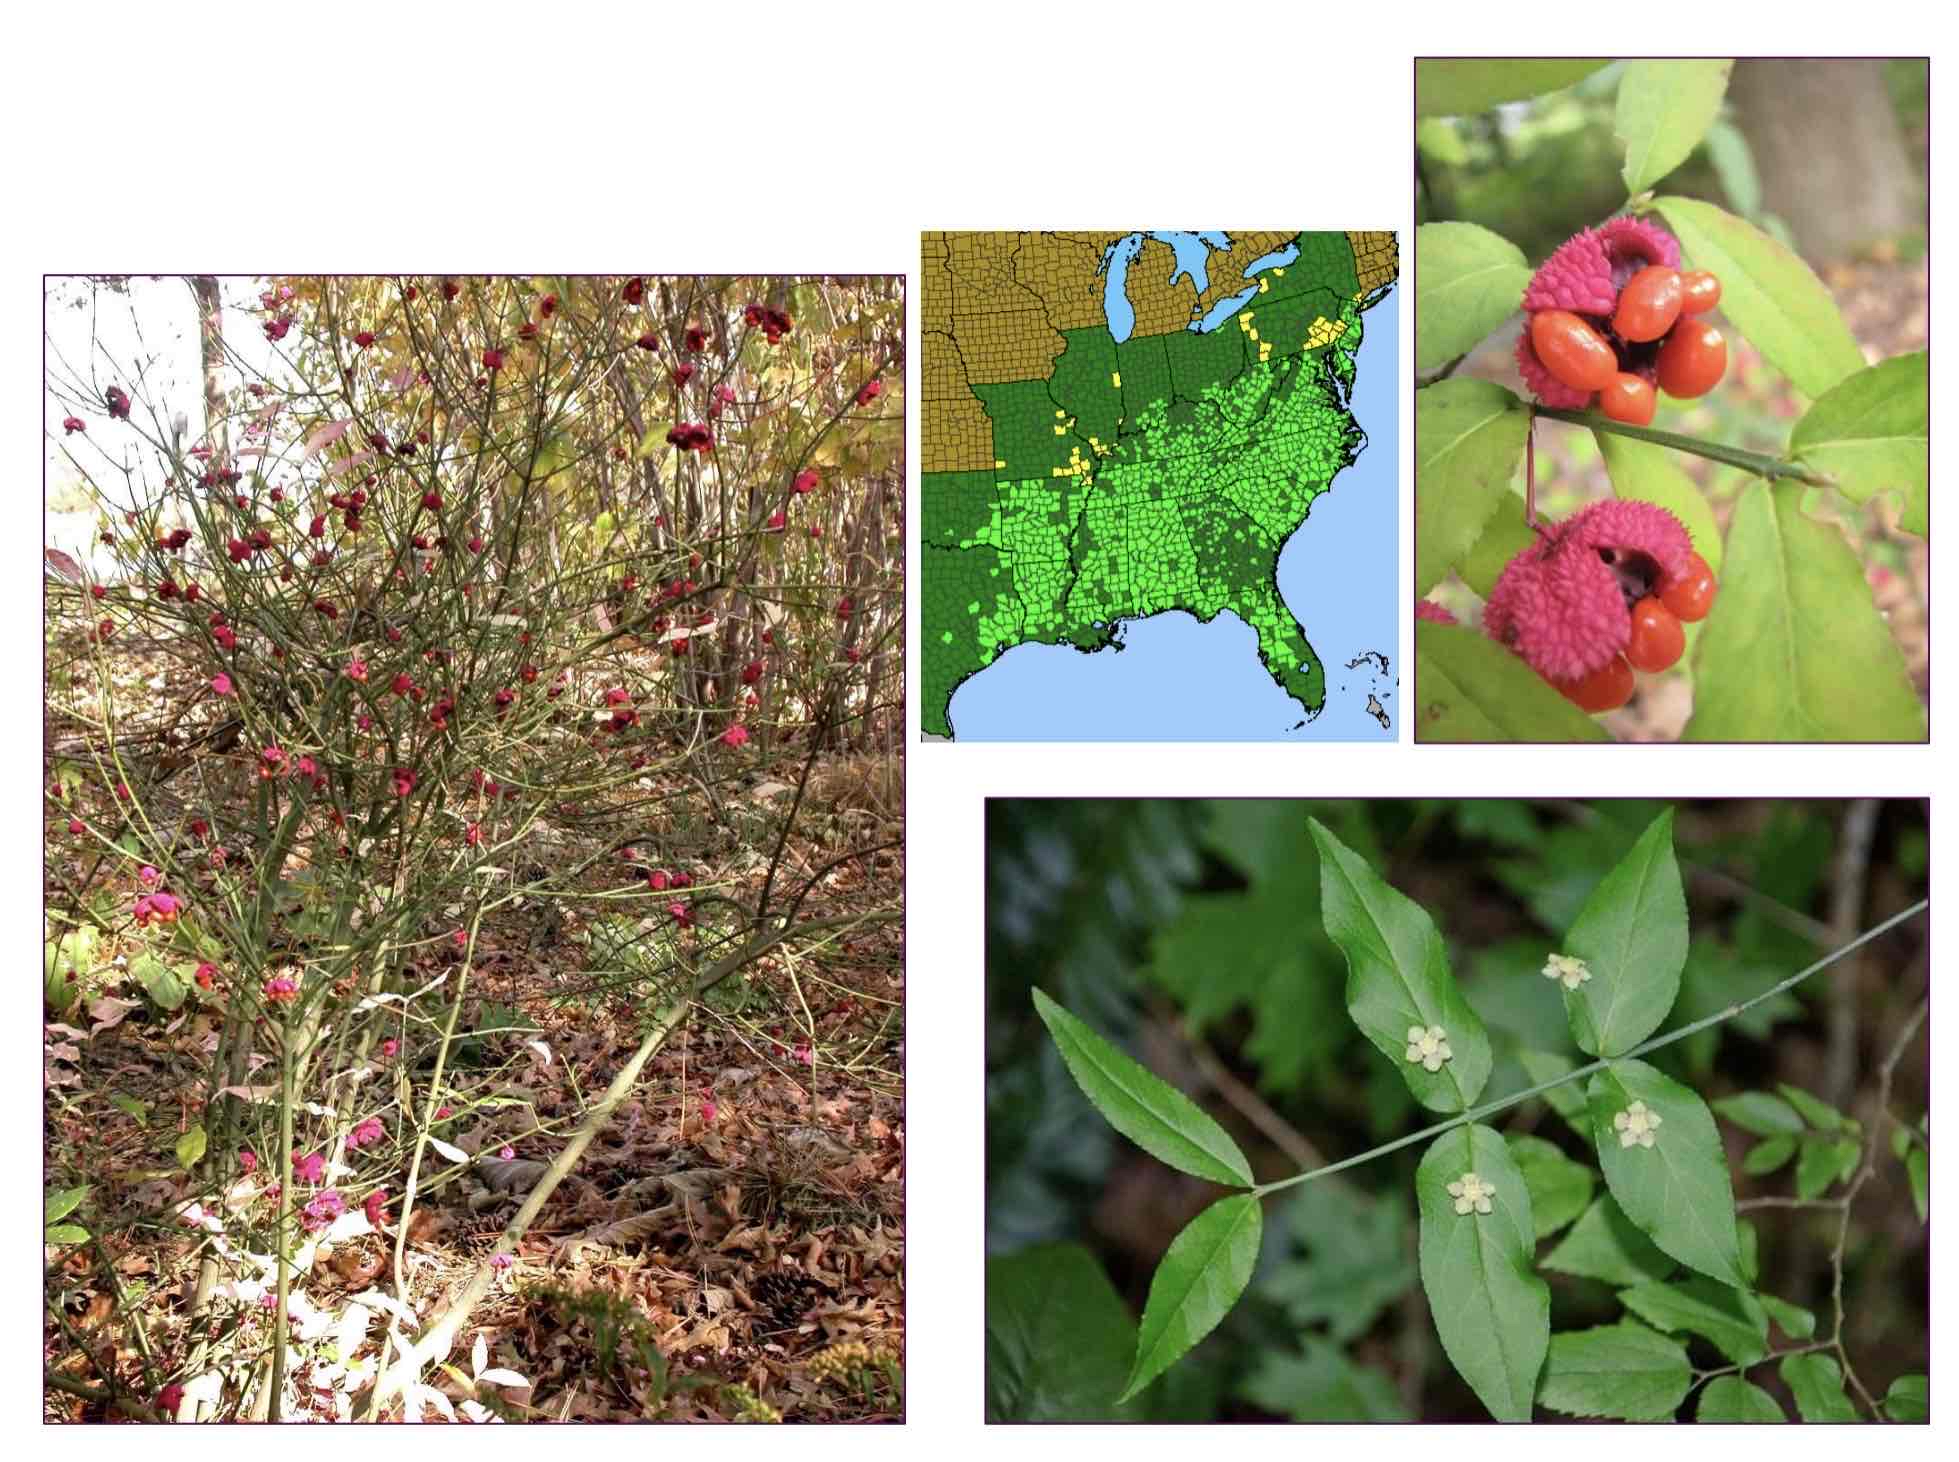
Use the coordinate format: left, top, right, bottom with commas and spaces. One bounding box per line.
1413, 600, 1459, 627
1482, 499, 1694, 684
1517, 217, 1684, 407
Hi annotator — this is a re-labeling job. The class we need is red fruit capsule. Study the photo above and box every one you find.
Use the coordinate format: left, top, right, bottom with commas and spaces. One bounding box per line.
1656, 321, 1727, 399
1660, 551, 1717, 622
1598, 372, 1657, 426
1625, 597, 1685, 673
1530, 310, 1619, 393
1613, 266, 1683, 343
1556, 655, 1635, 714
1678, 271, 1722, 315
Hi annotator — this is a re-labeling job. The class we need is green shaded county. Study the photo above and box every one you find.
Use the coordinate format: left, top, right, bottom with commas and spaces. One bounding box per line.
923, 232, 1380, 738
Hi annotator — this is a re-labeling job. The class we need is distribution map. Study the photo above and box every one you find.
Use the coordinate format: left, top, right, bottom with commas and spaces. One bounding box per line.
921, 230, 1397, 740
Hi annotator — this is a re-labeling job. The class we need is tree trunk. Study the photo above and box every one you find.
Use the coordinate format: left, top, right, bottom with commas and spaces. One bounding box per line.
1727, 60, 1921, 267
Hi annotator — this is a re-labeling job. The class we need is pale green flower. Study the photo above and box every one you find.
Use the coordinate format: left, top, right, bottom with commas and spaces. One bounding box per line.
1543, 953, 1592, 991
1405, 1024, 1453, 1072
1615, 1100, 1663, 1149
1447, 1172, 1495, 1216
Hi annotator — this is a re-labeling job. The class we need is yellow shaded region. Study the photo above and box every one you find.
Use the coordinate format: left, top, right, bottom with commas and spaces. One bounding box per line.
1111, 371, 1121, 387
1306, 316, 1348, 349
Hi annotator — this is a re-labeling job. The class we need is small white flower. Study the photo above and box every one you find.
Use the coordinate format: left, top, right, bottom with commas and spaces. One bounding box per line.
1447, 1172, 1495, 1216
1543, 953, 1592, 991
1404, 1024, 1453, 1072
1614, 1100, 1663, 1149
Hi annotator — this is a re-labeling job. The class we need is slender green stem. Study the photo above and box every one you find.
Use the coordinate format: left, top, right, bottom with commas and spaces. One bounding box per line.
1253, 898, 1927, 1199
1534, 406, 1836, 486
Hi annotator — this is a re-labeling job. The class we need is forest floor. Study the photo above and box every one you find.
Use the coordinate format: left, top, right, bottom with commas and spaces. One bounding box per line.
43, 608, 905, 1422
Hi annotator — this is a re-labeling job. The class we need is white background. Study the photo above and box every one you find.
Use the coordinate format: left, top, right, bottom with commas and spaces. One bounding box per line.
7, 1, 1949, 1449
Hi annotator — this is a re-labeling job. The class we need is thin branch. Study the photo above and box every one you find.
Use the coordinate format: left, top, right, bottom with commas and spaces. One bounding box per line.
1534, 405, 1837, 484
1255, 899, 1927, 1199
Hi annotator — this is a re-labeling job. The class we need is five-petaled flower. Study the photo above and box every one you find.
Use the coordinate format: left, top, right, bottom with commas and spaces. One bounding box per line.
1614, 1100, 1663, 1149
1405, 1025, 1453, 1072
1543, 953, 1592, 991
1447, 1172, 1496, 1216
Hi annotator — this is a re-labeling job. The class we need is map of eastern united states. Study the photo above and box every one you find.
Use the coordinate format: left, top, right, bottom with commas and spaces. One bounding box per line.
921, 230, 1397, 739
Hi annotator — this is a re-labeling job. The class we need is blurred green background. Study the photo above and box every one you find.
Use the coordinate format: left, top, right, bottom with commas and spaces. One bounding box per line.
985, 799, 1928, 1421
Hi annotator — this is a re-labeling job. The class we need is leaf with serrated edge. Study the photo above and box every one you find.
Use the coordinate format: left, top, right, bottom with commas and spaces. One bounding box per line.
1559, 810, 1687, 1057
1589, 1059, 1744, 1287
1313, 820, 1492, 1113
1698, 1376, 1786, 1422
1119, 1194, 1261, 1403
1617, 60, 1734, 195
1506, 1134, 1595, 1240
1517, 1049, 1591, 1134
1415, 380, 1529, 597
1780, 1352, 1858, 1421
1686, 484, 1925, 742
1742, 1136, 1797, 1176
1777, 1082, 1849, 1132
1033, 988, 1252, 1187
1654, 197, 1866, 401
1788, 353, 1927, 513
1538, 1322, 1690, 1421
1415, 223, 1531, 372
1416, 1124, 1549, 1421
1544, 1194, 1678, 1286
1619, 1277, 1768, 1365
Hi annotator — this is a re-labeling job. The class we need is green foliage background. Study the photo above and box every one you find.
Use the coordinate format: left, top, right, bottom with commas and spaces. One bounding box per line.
984, 799, 1927, 1421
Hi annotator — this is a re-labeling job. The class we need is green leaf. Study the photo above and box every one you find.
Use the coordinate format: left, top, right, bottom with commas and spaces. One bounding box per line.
1588, 1059, 1745, 1287
1453, 499, 1535, 599
131, 952, 186, 1012
985, 1244, 1138, 1421
1760, 1294, 1816, 1340
1311, 819, 1492, 1113
1239, 1341, 1408, 1422
1558, 809, 1688, 1058
45, 1185, 90, 1224
1714, 1091, 1806, 1137
1595, 432, 1725, 575
1120, 1194, 1262, 1403
1517, 1049, 1593, 1134
1415, 380, 1529, 596
1414, 622, 1611, 743
1616, 60, 1734, 196
1261, 1181, 1413, 1343
1780, 1352, 1859, 1421
44, 1223, 91, 1246
1795, 1136, 1861, 1199
1777, 1082, 1850, 1132
1788, 353, 1927, 524
1506, 1134, 1595, 1239
1697, 1375, 1786, 1421
1032, 988, 1252, 1188
1544, 1194, 1678, 1286
1416, 59, 1612, 116
175, 1123, 208, 1171
1882, 1372, 1928, 1423
1414, 223, 1530, 373
1619, 1277, 1768, 1365
1907, 1146, 1929, 1221
108, 1093, 149, 1126
1685, 484, 1926, 742
1415, 1124, 1549, 1422
1653, 196, 1866, 401
1537, 1322, 1690, 1421
1742, 1136, 1798, 1176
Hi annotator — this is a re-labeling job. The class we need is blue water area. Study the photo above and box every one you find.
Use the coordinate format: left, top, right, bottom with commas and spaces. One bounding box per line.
944, 283, 1399, 742
1098, 233, 1146, 344
1149, 230, 1227, 293
1242, 241, 1301, 277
